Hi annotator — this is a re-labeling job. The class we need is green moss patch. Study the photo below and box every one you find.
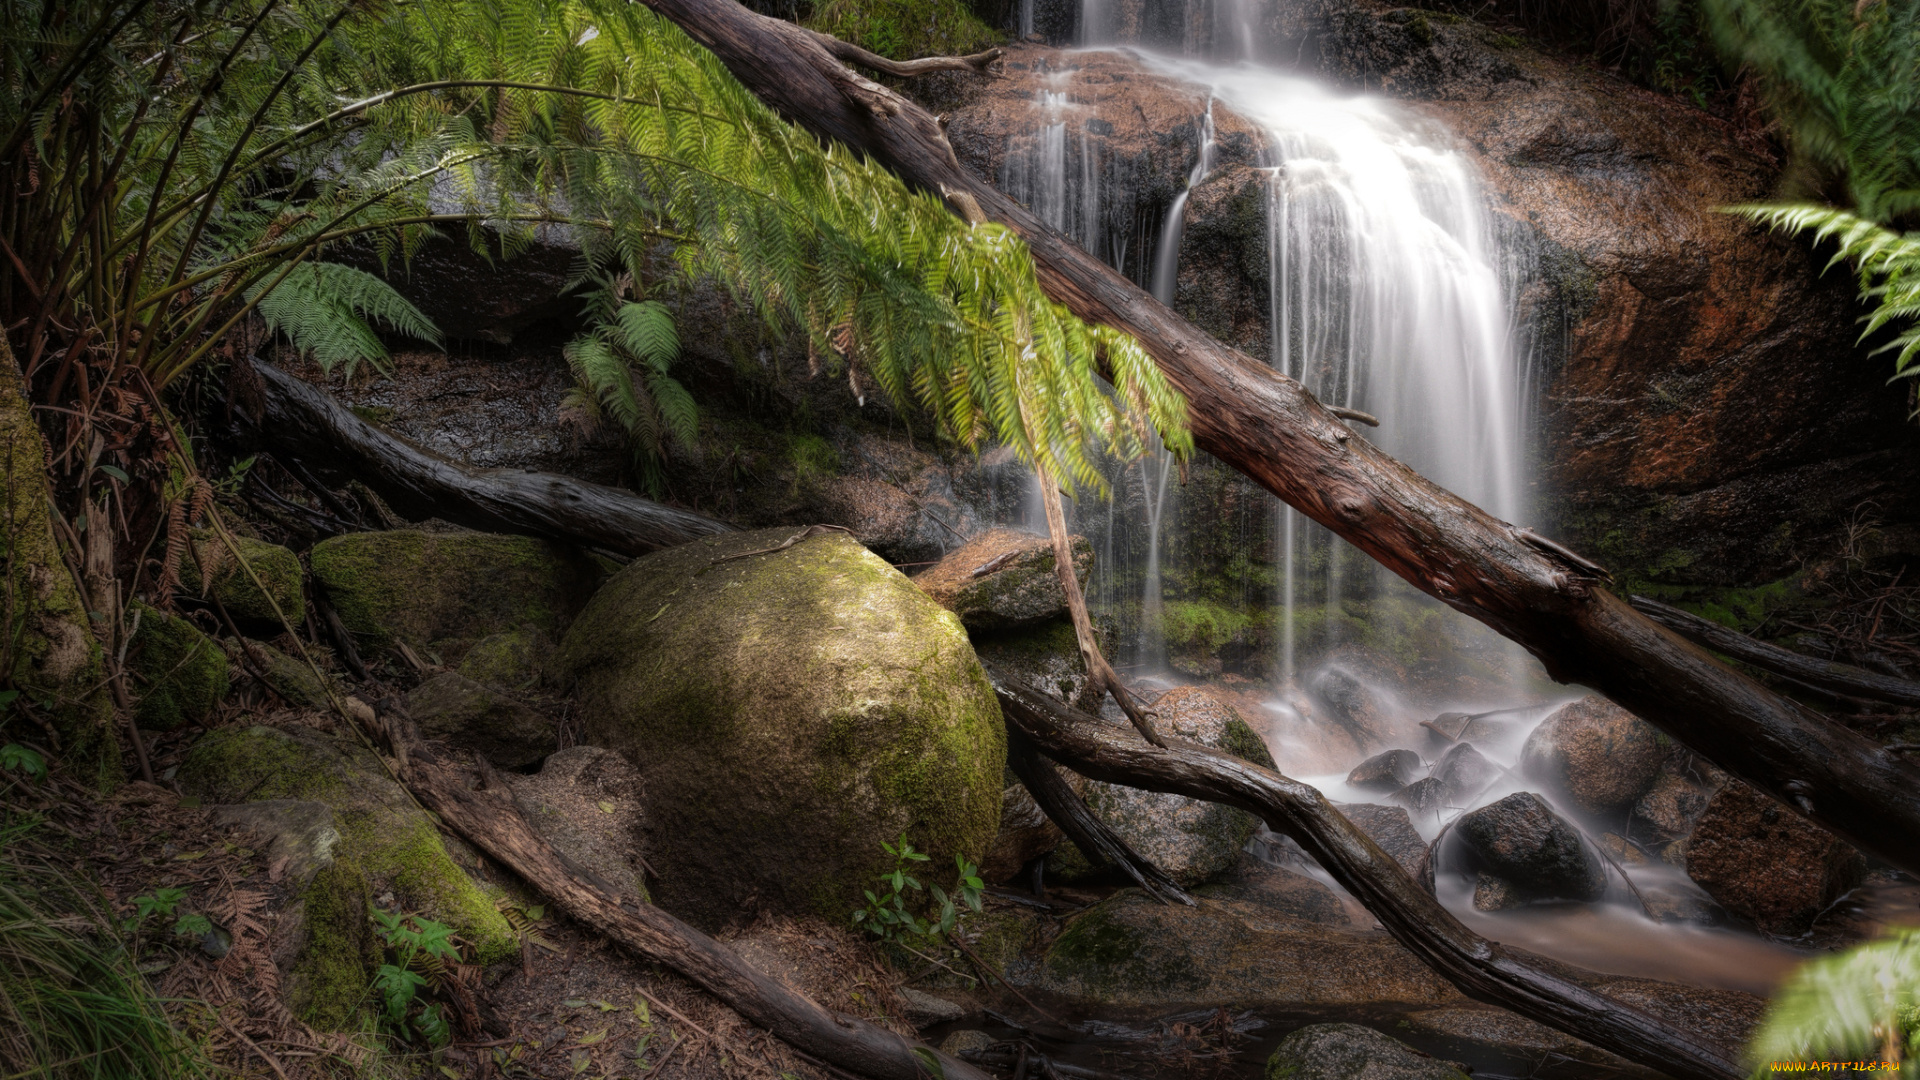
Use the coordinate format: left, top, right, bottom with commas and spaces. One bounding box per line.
179, 530, 306, 626
804, 0, 998, 63
126, 602, 230, 731
290, 858, 379, 1030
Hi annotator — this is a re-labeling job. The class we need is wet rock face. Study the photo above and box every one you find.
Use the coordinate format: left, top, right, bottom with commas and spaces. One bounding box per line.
1520, 696, 1664, 815
1455, 792, 1607, 904
1348, 748, 1422, 792
1263, 1022, 1471, 1080
1685, 781, 1865, 936
913, 528, 1091, 630
1074, 686, 1276, 886
1433, 742, 1498, 802
981, 779, 1063, 884
1341, 803, 1429, 878
1310, 666, 1397, 751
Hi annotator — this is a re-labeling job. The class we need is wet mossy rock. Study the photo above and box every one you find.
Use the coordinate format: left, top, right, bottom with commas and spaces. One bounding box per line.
178, 529, 305, 626
406, 671, 556, 770
560, 527, 1005, 926
309, 529, 599, 647
126, 602, 230, 731
1265, 1023, 1470, 1080
0, 346, 116, 784
177, 724, 516, 962
230, 637, 340, 711
914, 528, 1092, 631
458, 628, 551, 689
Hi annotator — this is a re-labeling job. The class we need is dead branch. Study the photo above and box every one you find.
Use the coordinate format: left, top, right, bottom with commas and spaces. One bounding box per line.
807, 30, 1003, 77
1631, 594, 1920, 710
1006, 729, 1194, 906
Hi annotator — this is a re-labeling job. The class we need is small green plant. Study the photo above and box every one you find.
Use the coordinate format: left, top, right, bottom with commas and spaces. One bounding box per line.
0, 740, 44, 779
1745, 926, 1920, 1074
850, 835, 985, 946
371, 909, 462, 1049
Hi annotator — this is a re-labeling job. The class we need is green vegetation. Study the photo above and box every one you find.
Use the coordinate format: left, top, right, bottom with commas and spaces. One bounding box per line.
370, 910, 462, 1049
1746, 928, 1918, 1074
805, 0, 999, 61
850, 834, 985, 945
562, 296, 698, 497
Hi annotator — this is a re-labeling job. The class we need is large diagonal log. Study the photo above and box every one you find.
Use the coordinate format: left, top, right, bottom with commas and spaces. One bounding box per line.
993, 670, 1744, 1080
634, 0, 1920, 873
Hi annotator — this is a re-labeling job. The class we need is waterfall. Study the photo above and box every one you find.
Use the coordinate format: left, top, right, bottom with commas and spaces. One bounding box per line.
1004, 32, 1526, 687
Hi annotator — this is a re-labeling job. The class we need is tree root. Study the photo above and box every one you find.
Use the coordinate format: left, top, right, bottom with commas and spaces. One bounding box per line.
991, 668, 1745, 1080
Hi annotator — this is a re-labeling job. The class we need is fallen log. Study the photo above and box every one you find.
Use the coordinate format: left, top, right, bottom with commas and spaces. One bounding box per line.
1005, 729, 1193, 906
235, 359, 732, 556
632, 0, 1920, 874
991, 670, 1744, 1080
359, 703, 991, 1080
1631, 594, 1920, 709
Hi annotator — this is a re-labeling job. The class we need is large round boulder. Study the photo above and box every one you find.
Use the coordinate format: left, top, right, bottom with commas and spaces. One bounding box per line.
1520, 697, 1664, 815
560, 528, 1005, 926
1685, 781, 1864, 936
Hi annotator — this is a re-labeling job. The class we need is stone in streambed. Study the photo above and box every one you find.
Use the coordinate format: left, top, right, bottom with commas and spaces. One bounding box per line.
913, 527, 1091, 631
1684, 781, 1863, 936
1520, 696, 1664, 815
1347, 748, 1422, 792
1455, 792, 1607, 904
981, 778, 1063, 884
1341, 803, 1429, 878
560, 527, 1004, 927
405, 671, 555, 770
1390, 776, 1448, 820
1434, 741, 1499, 802
1310, 666, 1395, 750
1263, 1023, 1469, 1080
1069, 686, 1275, 887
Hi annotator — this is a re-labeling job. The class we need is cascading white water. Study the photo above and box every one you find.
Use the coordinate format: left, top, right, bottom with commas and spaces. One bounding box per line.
1133, 56, 1527, 683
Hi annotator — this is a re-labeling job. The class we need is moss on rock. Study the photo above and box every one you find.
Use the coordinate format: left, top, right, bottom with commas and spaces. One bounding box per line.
0, 346, 116, 785
914, 529, 1092, 631
236, 638, 340, 710
179, 724, 515, 962
310, 529, 599, 647
126, 602, 230, 731
457, 629, 550, 689
289, 858, 379, 1030
179, 529, 305, 626
560, 527, 1005, 927
1265, 1023, 1470, 1080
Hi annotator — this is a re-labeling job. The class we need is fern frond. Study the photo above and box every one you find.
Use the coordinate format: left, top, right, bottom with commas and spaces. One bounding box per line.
1745, 928, 1920, 1075
247, 262, 441, 378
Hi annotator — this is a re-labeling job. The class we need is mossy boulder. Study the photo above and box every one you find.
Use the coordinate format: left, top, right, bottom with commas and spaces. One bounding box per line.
457, 629, 551, 689
178, 724, 515, 962
971, 618, 1100, 705
288, 858, 381, 1030
126, 603, 230, 731
560, 527, 1005, 927
406, 671, 555, 770
1264, 1024, 1470, 1080
178, 529, 305, 626
310, 529, 599, 647
1062, 687, 1275, 887
914, 529, 1092, 631
0, 347, 115, 784
228, 637, 340, 710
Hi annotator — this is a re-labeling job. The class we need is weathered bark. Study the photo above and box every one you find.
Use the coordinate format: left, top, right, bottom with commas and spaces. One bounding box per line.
634, 0, 1920, 874
808, 31, 1002, 77
360, 704, 991, 1080
992, 670, 1744, 1080
236, 360, 732, 556
1005, 729, 1194, 905
1631, 594, 1920, 709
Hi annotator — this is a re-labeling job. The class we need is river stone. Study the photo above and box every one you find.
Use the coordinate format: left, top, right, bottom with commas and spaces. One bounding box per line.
126, 603, 230, 731
310, 528, 599, 647
1422, 711, 1522, 752
178, 529, 306, 626
178, 723, 516, 962
981, 779, 1063, 883
1040, 889, 1459, 1008
406, 672, 556, 770
1434, 742, 1499, 802
1472, 873, 1522, 912
1631, 755, 1721, 844
1075, 686, 1276, 887
1390, 777, 1448, 821
1341, 803, 1429, 878
1684, 781, 1864, 935
1348, 749, 1421, 792
1264, 1023, 1469, 1080
913, 528, 1092, 630
1310, 666, 1394, 750
1455, 792, 1607, 903
560, 527, 1004, 926
508, 746, 648, 902
1520, 697, 1663, 815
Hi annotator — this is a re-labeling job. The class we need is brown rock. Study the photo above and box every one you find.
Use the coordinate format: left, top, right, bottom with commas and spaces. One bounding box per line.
508, 746, 649, 902
1685, 781, 1865, 936
1632, 764, 1719, 844
1520, 696, 1663, 815
1341, 803, 1429, 879
1348, 749, 1422, 793
913, 528, 1092, 630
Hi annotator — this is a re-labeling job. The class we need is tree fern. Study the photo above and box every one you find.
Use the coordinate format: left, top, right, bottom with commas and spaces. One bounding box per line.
1729, 203, 1920, 380
562, 297, 698, 496
246, 262, 441, 378
1745, 927, 1920, 1074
